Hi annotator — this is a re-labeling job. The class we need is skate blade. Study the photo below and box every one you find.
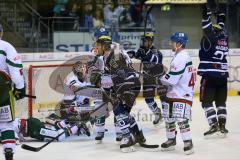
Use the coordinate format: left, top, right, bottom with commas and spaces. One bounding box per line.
204, 132, 219, 139
217, 132, 227, 138
115, 141, 121, 145
95, 140, 102, 144
121, 146, 136, 153
184, 148, 194, 155
161, 146, 175, 151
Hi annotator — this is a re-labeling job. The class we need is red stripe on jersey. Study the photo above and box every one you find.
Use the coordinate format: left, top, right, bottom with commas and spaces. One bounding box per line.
2, 140, 16, 144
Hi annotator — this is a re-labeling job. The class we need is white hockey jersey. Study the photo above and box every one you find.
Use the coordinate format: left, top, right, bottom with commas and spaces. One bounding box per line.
161, 49, 196, 101
0, 39, 24, 89
63, 72, 91, 103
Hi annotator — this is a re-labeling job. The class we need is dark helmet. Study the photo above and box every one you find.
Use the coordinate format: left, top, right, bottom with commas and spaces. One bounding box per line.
141, 32, 154, 41
170, 32, 188, 47
96, 35, 112, 51
72, 61, 85, 81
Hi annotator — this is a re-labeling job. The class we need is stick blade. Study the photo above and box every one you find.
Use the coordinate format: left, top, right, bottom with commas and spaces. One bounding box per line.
21, 144, 41, 152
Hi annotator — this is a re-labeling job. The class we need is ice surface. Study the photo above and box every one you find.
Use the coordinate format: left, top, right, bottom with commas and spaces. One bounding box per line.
1, 97, 240, 160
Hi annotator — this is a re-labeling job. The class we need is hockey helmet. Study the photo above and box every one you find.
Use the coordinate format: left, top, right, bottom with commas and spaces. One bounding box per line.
94, 26, 109, 39
72, 61, 86, 81
212, 24, 227, 39
170, 32, 188, 47
96, 35, 112, 51
141, 32, 154, 42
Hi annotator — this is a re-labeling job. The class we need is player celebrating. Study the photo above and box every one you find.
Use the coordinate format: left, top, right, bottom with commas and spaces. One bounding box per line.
160, 32, 195, 155
198, 4, 229, 137
91, 35, 147, 152
0, 24, 26, 160
128, 32, 163, 125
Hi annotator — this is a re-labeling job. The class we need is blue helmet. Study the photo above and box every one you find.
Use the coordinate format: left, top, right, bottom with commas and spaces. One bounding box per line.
170, 32, 188, 47
94, 26, 109, 38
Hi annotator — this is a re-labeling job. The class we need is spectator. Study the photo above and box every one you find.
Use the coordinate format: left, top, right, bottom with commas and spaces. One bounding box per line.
129, 0, 142, 27
141, 5, 155, 30
93, 9, 104, 28
80, 3, 94, 32
118, 4, 135, 29
68, 3, 80, 31
53, 0, 69, 17
103, 1, 122, 28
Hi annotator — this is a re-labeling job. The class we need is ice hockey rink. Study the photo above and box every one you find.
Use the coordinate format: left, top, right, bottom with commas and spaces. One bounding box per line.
0, 97, 239, 160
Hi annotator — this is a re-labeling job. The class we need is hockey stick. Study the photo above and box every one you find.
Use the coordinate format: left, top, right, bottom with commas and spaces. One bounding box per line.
21, 101, 108, 152
138, 142, 159, 148
24, 94, 36, 99
21, 131, 66, 152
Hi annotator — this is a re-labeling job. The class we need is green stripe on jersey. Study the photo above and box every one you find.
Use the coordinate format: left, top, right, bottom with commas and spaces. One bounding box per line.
6, 59, 23, 68
0, 50, 7, 56
1, 130, 15, 140
169, 61, 192, 75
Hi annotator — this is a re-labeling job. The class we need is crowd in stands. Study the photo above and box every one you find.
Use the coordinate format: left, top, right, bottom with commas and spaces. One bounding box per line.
49, 0, 155, 32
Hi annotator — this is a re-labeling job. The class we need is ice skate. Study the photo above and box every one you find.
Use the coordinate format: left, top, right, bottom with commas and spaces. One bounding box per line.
95, 132, 104, 144
161, 138, 176, 151
4, 148, 13, 160
120, 136, 136, 153
204, 123, 219, 137
218, 120, 228, 138
183, 140, 194, 155
116, 133, 122, 144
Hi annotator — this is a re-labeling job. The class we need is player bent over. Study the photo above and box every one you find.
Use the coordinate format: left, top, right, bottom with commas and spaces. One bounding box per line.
0, 24, 26, 160
160, 32, 195, 155
92, 35, 146, 152
62, 61, 108, 143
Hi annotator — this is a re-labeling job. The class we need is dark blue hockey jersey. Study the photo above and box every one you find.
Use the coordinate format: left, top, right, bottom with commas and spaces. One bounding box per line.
135, 45, 163, 64
198, 11, 229, 78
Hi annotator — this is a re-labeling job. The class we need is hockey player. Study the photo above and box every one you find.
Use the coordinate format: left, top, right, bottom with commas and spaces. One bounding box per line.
91, 35, 147, 152
160, 32, 195, 155
89, 26, 127, 143
128, 32, 163, 125
0, 24, 26, 160
14, 115, 89, 142
198, 4, 229, 137
62, 61, 108, 142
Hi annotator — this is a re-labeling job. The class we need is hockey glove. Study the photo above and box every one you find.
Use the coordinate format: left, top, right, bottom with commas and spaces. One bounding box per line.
116, 69, 126, 79
127, 50, 136, 58
202, 4, 212, 19
90, 71, 102, 87
13, 85, 26, 100
135, 48, 146, 59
